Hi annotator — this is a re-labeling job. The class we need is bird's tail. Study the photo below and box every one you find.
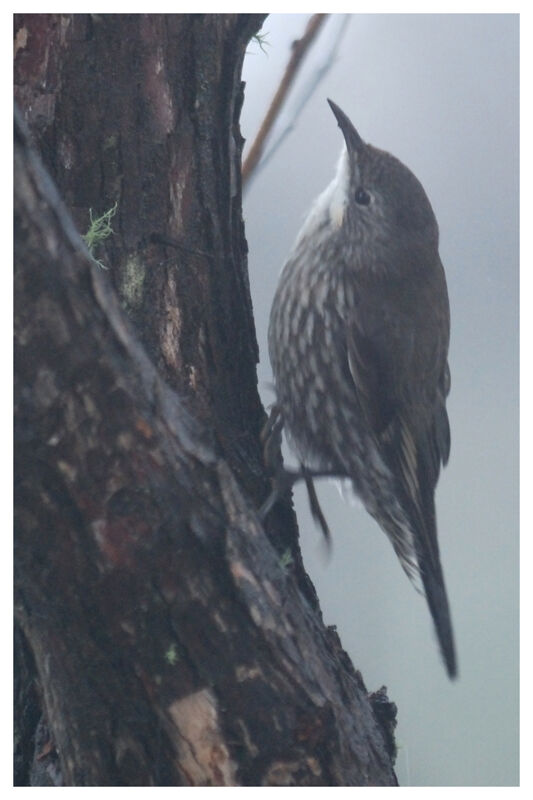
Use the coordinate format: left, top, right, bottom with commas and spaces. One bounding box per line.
381, 505, 457, 678
415, 522, 457, 679
413, 440, 457, 679
374, 425, 457, 678
380, 504, 457, 679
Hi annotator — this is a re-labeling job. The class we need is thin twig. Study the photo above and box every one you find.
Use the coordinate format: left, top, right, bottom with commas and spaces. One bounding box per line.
242, 14, 329, 187
254, 15, 350, 181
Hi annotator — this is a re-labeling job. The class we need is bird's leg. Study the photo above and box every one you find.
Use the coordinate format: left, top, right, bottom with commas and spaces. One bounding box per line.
259, 403, 295, 518
258, 466, 299, 520
302, 468, 332, 550
260, 403, 284, 476
259, 405, 335, 546
259, 460, 337, 545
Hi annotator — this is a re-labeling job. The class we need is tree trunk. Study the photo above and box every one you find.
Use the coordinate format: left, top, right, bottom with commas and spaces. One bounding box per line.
14, 13, 398, 786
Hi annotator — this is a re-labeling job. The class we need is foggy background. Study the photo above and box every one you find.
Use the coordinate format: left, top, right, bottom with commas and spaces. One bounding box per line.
241, 14, 519, 786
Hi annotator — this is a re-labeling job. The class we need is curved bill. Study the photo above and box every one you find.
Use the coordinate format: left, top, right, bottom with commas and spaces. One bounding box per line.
327, 99, 364, 151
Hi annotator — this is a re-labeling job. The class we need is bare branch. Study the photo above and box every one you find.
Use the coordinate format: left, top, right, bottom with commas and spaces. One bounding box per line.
255, 15, 351, 180
242, 14, 329, 187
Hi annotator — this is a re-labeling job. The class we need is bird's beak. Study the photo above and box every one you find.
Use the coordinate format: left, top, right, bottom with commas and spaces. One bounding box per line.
327, 99, 364, 152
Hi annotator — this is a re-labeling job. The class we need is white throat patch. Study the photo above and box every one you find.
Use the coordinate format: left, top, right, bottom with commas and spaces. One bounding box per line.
327, 147, 351, 228
293, 147, 351, 249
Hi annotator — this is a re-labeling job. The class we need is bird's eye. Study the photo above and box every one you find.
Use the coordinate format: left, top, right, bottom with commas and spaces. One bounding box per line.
355, 187, 371, 206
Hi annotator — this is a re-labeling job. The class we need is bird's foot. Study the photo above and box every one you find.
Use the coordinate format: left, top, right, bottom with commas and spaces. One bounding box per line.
260, 404, 340, 547
260, 463, 336, 549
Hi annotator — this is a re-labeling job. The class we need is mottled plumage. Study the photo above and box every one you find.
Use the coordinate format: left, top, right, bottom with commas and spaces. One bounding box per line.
268, 100, 456, 677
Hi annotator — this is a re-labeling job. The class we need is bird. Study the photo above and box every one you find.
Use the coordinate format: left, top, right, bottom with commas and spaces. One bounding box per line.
266, 99, 457, 678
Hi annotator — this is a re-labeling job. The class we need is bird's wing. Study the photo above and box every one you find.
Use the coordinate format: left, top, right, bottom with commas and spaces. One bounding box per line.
343, 277, 456, 677
343, 272, 450, 559
343, 265, 450, 483
344, 305, 397, 437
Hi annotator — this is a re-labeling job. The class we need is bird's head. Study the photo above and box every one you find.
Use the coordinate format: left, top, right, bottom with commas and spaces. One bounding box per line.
326, 99, 439, 268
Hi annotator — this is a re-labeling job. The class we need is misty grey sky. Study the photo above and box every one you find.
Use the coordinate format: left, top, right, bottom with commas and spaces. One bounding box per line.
241, 14, 518, 786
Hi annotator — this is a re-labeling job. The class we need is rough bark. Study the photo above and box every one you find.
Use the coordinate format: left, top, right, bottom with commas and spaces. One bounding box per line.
14, 13, 398, 786
14, 13, 268, 489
